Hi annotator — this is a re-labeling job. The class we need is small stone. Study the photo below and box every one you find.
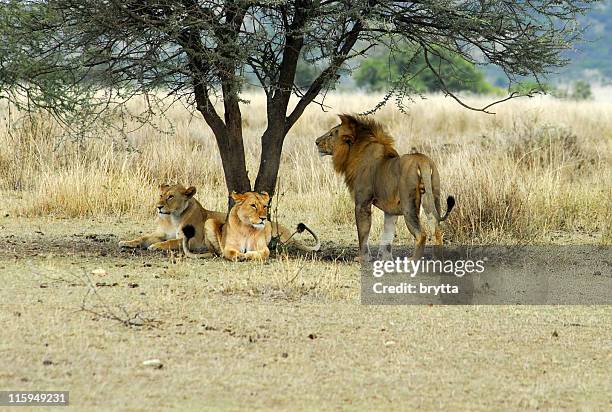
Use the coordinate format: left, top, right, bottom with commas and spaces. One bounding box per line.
384, 340, 396, 346
42, 359, 54, 366
142, 359, 163, 369
91, 268, 107, 276
552, 330, 559, 338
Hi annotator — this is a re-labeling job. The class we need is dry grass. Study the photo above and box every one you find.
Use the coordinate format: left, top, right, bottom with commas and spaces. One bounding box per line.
0, 216, 610, 410
1, 93, 611, 410
1, 92, 610, 244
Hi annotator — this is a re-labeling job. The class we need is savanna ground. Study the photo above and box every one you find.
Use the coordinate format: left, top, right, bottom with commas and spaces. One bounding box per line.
0, 92, 611, 410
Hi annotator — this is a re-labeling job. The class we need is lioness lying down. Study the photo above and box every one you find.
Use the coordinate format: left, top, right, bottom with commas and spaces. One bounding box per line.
118, 184, 225, 252
182, 191, 320, 262
119, 185, 320, 259
316, 114, 455, 262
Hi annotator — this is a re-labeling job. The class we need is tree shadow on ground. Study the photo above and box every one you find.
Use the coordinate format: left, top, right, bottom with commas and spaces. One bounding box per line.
3, 231, 364, 263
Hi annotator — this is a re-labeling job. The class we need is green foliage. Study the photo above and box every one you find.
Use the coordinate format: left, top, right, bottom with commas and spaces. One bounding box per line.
571, 80, 593, 100
553, 80, 593, 100
0, 0, 597, 137
508, 79, 593, 101
294, 58, 319, 89
566, 2, 612, 78
355, 46, 497, 94
508, 81, 554, 95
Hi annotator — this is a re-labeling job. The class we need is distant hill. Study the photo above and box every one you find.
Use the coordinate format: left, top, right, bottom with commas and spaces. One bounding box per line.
565, 0, 612, 80
484, 1, 611, 86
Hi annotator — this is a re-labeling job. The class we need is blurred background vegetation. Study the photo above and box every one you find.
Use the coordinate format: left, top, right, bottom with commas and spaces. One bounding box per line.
353, 45, 497, 95
292, 1, 611, 101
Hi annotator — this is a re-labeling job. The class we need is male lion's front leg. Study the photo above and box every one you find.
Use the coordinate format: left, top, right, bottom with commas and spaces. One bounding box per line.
355, 201, 373, 263
378, 213, 398, 261
147, 238, 182, 251
119, 233, 166, 249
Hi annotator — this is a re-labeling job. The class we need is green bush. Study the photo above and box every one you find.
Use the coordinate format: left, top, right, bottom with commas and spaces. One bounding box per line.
354, 45, 497, 94
508, 80, 553, 95
571, 80, 593, 100
552, 80, 593, 101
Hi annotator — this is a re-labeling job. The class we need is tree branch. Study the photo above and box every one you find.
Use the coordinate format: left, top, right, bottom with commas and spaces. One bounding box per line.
286, 20, 363, 130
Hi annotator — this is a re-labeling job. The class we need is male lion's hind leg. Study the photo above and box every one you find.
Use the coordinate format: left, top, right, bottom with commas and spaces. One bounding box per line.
433, 223, 444, 259
119, 233, 166, 249
377, 213, 398, 261
413, 232, 427, 261
420, 209, 443, 259
402, 205, 425, 261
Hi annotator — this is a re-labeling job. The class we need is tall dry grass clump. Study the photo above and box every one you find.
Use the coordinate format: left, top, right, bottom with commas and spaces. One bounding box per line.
0, 93, 610, 243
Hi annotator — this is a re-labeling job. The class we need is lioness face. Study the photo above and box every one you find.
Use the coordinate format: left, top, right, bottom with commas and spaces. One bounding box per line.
157, 184, 196, 215
231, 191, 270, 230
316, 115, 356, 156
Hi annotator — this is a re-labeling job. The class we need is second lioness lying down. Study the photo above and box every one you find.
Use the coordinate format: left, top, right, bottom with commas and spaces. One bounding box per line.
182, 191, 320, 261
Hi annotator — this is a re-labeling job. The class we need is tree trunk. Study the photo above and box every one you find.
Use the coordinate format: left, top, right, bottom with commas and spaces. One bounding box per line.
194, 101, 250, 212
214, 130, 251, 194
254, 127, 286, 194
221, 98, 251, 195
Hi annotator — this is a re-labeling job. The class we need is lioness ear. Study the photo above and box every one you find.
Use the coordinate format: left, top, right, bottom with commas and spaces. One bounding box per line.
184, 186, 196, 198
159, 184, 170, 192
259, 191, 270, 203
231, 191, 245, 203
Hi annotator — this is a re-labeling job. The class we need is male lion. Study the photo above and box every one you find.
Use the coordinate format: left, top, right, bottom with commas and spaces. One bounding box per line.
315, 114, 455, 261
184, 191, 320, 261
119, 184, 225, 253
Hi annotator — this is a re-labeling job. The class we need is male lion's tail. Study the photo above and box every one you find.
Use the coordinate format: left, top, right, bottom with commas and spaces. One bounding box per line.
180, 225, 213, 259
419, 162, 455, 222
278, 223, 321, 252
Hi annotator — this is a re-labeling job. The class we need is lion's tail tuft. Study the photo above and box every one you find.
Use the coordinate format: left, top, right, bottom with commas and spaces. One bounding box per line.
182, 224, 196, 240
290, 223, 321, 252
420, 163, 455, 222
180, 224, 211, 259
442, 196, 456, 220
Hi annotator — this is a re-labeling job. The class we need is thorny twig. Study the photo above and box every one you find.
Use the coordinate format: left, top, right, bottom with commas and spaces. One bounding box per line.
31, 266, 161, 328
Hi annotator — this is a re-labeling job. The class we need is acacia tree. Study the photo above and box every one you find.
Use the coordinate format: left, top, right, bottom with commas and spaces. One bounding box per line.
0, 0, 595, 196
